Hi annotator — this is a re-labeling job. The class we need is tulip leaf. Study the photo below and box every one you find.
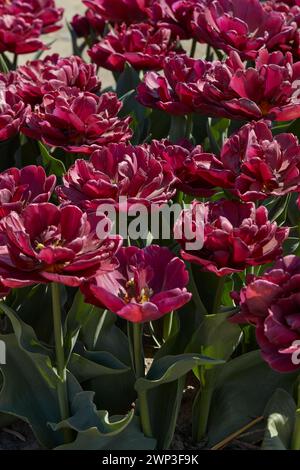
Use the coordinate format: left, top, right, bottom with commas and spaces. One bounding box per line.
51, 386, 156, 450
64, 290, 100, 362
55, 416, 156, 450
136, 354, 223, 393
134, 354, 223, 449
0, 54, 9, 73
262, 388, 296, 450
206, 350, 299, 446
38, 141, 66, 177
0, 301, 54, 377
79, 308, 136, 414
50, 390, 133, 435
69, 344, 130, 383
0, 333, 63, 448
185, 312, 242, 369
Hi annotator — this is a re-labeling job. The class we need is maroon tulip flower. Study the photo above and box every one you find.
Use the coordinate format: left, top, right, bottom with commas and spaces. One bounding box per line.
0, 0, 64, 34
0, 14, 46, 55
192, 0, 297, 60
150, 139, 219, 196
150, 0, 200, 39
16, 54, 101, 106
0, 88, 29, 142
138, 50, 300, 121
198, 120, 300, 201
88, 23, 183, 72
81, 245, 192, 323
56, 142, 176, 211
83, 0, 150, 23
174, 199, 289, 276
21, 88, 132, 154
71, 10, 105, 39
137, 53, 210, 115
0, 203, 122, 288
231, 255, 300, 372
0, 166, 56, 218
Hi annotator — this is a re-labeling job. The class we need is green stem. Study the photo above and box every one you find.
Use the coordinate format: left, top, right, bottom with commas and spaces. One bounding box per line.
292, 378, 300, 450
190, 38, 197, 58
194, 371, 216, 442
187, 263, 208, 317
51, 283, 71, 443
185, 113, 193, 139
132, 323, 153, 438
163, 311, 174, 341
133, 322, 144, 379
212, 276, 226, 314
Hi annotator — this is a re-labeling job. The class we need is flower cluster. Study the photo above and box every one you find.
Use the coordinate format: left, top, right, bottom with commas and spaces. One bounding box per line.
0, 0, 63, 56
138, 49, 300, 121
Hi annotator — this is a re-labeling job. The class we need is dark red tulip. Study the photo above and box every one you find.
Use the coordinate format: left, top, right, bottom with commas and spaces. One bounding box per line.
199, 120, 300, 201
0, 0, 64, 34
0, 166, 56, 218
0, 88, 29, 142
231, 255, 300, 372
174, 199, 289, 276
88, 23, 183, 72
150, 0, 200, 39
0, 14, 45, 55
150, 139, 219, 197
71, 10, 105, 39
21, 88, 132, 154
56, 142, 176, 211
83, 0, 150, 23
0, 203, 122, 288
16, 54, 101, 106
81, 245, 192, 323
192, 0, 297, 60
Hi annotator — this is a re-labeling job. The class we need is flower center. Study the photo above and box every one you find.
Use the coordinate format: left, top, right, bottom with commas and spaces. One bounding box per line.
122, 277, 152, 304
260, 100, 271, 116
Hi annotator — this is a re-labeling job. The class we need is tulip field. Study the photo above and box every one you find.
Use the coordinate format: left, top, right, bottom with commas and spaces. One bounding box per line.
1, 0, 300, 452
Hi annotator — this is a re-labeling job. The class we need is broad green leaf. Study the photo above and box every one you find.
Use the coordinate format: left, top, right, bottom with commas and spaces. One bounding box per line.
38, 141, 66, 177
262, 389, 296, 450
55, 417, 156, 450
207, 350, 298, 446
50, 390, 133, 435
0, 334, 62, 448
69, 345, 129, 383
136, 354, 223, 393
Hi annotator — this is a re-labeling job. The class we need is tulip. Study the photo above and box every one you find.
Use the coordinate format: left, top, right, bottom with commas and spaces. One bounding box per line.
0, 14, 45, 55
192, 0, 297, 60
88, 23, 183, 72
81, 245, 192, 323
231, 255, 300, 372
83, 0, 150, 23
0, 166, 56, 217
0, 88, 29, 142
198, 120, 300, 201
22, 88, 132, 154
0, 0, 64, 34
71, 10, 105, 39
0, 203, 122, 288
174, 199, 289, 276
56, 142, 176, 210
16, 55, 101, 106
